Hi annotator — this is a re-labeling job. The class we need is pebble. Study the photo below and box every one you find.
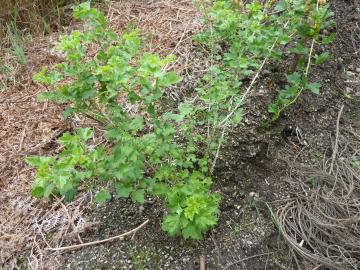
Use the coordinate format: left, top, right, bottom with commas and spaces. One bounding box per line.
249, 192, 259, 198
346, 71, 355, 77
345, 87, 352, 94
356, 68, 360, 73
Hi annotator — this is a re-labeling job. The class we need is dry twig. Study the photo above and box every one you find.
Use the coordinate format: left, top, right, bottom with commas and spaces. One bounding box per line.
46, 219, 149, 252
223, 252, 274, 270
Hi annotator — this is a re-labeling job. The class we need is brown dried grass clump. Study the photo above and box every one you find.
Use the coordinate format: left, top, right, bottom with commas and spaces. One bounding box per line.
0, 0, 80, 40
273, 128, 360, 269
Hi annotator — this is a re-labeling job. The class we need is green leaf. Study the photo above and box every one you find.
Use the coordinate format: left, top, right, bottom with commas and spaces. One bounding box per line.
78, 128, 93, 141
182, 225, 202, 240
128, 91, 141, 103
26, 156, 43, 167
274, 0, 288, 11
162, 214, 181, 236
60, 182, 78, 202
26, 156, 54, 168
95, 190, 112, 203
131, 189, 145, 203
179, 103, 193, 115
352, 156, 360, 169
289, 43, 308, 55
268, 103, 279, 114
159, 72, 182, 87
307, 82, 321, 95
63, 107, 76, 119
151, 183, 169, 196
116, 184, 133, 198
232, 109, 243, 124
33, 67, 60, 85
287, 72, 302, 85
321, 33, 336, 44
73, 2, 107, 28
44, 184, 55, 197
297, 24, 315, 38
32, 186, 45, 197
268, 103, 281, 120
106, 128, 122, 141
185, 198, 201, 221
37, 91, 67, 103
128, 116, 144, 132
315, 52, 330, 65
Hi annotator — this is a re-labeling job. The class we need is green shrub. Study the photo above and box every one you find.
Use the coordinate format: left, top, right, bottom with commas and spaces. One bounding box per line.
27, 3, 220, 240
195, 0, 335, 121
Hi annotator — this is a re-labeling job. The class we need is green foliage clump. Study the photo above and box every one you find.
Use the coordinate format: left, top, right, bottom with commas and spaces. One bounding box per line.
161, 172, 221, 239
267, 0, 335, 120
27, 3, 220, 240
26, 128, 102, 202
194, 0, 335, 121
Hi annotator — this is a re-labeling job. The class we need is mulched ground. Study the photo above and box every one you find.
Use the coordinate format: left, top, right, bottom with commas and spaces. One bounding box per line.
1, 0, 359, 269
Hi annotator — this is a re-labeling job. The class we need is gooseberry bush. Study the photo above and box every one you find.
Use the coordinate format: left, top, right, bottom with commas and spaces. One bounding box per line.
194, 0, 335, 122
27, 0, 335, 240
267, 0, 335, 119
27, 3, 220, 240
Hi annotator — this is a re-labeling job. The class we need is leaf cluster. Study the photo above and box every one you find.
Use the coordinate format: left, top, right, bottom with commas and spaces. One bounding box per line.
268, 0, 335, 119
195, 0, 335, 122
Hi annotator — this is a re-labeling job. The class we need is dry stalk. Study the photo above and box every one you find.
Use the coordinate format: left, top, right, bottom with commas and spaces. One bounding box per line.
46, 219, 149, 252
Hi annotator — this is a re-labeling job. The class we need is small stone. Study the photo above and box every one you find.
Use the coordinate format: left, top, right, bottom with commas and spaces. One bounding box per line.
262, 69, 271, 76
346, 71, 355, 77
249, 192, 259, 198
356, 67, 360, 73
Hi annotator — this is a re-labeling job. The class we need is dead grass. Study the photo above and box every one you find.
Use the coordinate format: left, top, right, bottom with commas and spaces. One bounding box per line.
273, 126, 360, 269
0, 0, 80, 40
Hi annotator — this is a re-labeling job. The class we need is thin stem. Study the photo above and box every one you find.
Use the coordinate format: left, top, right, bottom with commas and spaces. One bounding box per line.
223, 252, 274, 270
207, 104, 211, 139
305, 38, 316, 76
210, 127, 226, 174
276, 36, 316, 117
